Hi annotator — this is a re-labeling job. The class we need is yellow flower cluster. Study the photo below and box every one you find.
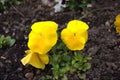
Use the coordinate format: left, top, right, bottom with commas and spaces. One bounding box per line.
61, 20, 89, 50
21, 21, 58, 69
114, 14, 120, 33
21, 20, 89, 69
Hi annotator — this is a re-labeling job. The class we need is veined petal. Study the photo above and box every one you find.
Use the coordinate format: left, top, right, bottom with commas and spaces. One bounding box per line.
28, 21, 58, 54
21, 51, 45, 69
67, 20, 89, 32
31, 21, 58, 34
39, 54, 49, 64
61, 20, 89, 51
21, 52, 33, 65
76, 30, 88, 42
29, 53, 45, 69
61, 28, 86, 50
28, 31, 51, 54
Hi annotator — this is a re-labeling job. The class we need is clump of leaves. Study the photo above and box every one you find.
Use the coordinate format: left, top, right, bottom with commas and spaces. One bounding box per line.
47, 42, 91, 80
0, 35, 16, 48
66, 0, 94, 10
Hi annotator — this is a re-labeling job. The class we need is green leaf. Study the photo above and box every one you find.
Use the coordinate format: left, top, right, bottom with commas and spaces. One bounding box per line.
83, 56, 91, 63
74, 52, 83, 62
71, 60, 76, 65
0, 35, 16, 48
0, 44, 2, 48
5, 36, 15, 47
41, 75, 52, 80
73, 62, 80, 69
78, 73, 86, 79
53, 64, 59, 79
8, 39, 16, 47
83, 62, 91, 71
70, 68, 76, 73
0, 35, 5, 40
84, 55, 92, 60
62, 53, 71, 62
61, 75, 68, 80
50, 53, 61, 65
60, 68, 67, 74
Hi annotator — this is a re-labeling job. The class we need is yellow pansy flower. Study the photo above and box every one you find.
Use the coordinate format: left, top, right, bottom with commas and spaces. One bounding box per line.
21, 50, 49, 69
61, 20, 89, 50
28, 21, 58, 54
114, 14, 120, 33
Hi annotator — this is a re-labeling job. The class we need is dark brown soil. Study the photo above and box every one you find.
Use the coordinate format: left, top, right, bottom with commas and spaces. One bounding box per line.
0, 0, 120, 80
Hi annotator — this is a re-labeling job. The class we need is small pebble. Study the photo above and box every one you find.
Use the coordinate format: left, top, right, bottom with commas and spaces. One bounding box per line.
87, 4, 93, 8
88, 46, 100, 55
105, 21, 110, 27
25, 72, 34, 80
24, 35, 28, 40
5, 29, 9, 33
0, 56, 6, 59
109, 19, 114, 23
3, 11, 8, 14
41, 0, 50, 6
108, 29, 111, 32
5, 60, 11, 63
12, 32, 15, 36
115, 3, 118, 6
17, 67, 23, 71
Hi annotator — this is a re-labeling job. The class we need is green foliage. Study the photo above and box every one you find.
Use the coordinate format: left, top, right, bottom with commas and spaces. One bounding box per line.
41, 75, 52, 80
66, 0, 94, 10
0, 0, 25, 11
47, 42, 91, 80
0, 35, 16, 48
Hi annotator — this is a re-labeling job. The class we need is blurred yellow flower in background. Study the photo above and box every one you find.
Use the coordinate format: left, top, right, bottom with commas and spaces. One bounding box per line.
114, 14, 120, 33
28, 21, 58, 54
61, 20, 89, 50
21, 50, 49, 69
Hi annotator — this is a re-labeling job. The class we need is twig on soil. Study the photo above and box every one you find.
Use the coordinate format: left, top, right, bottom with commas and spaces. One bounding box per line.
79, 7, 114, 20
11, 4, 25, 17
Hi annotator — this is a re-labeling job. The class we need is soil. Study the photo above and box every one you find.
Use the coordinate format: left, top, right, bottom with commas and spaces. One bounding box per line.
0, 0, 120, 80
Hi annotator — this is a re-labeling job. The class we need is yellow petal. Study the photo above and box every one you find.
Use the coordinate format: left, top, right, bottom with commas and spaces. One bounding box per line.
77, 30, 88, 42
25, 50, 32, 54
67, 20, 89, 32
61, 20, 89, 50
39, 54, 49, 64
28, 31, 51, 54
116, 27, 120, 33
21, 52, 33, 65
31, 21, 58, 34
28, 21, 58, 54
61, 28, 86, 50
114, 14, 120, 33
21, 52, 45, 69
29, 53, 45, 69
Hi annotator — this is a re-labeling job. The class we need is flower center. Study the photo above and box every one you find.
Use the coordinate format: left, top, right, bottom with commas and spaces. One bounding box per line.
39, 33, 42, 37
73, 33, 76, 36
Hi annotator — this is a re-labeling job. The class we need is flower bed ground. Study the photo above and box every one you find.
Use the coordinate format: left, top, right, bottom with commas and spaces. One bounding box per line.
0, 0, 120, 80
